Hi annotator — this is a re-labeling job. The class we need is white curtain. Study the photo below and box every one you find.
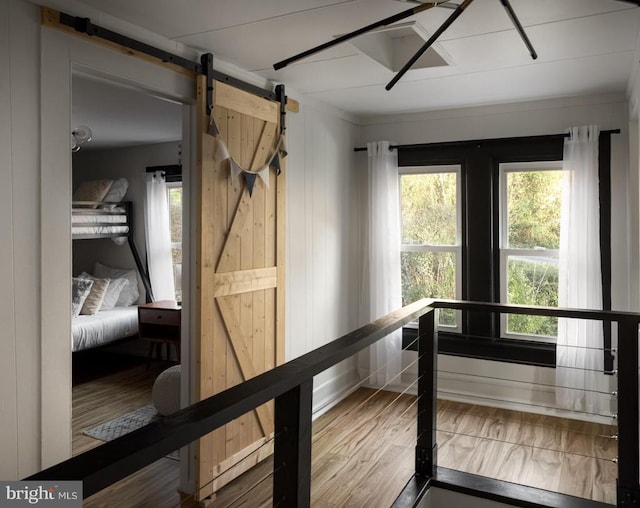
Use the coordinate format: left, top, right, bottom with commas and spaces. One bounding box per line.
360, 141, 403, 387
556, 125, 606, 414
144, 171, 176, 301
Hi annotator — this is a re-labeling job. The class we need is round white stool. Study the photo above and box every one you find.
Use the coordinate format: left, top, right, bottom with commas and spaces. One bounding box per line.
152, 364, 181, 416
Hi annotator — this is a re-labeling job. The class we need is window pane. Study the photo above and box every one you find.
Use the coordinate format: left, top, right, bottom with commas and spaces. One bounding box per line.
506, 256, 558, 336
401, 172, 457, 246
507, 170, 562, 249
168, 186, 182, 302
401, 251, 456, 326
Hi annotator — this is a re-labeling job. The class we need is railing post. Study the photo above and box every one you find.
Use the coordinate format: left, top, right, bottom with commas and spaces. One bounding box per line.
416, 309, 437, 479
617, 317, 640, 507
273, 379, 313, 508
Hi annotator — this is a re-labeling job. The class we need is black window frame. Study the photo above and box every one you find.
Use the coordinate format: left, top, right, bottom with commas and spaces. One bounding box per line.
399, 133, 613, 369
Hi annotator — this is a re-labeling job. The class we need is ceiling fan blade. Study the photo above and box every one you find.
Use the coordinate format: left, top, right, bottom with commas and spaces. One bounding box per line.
499, 0, 537, 60
273, 1, 450, 71
386, 0, 474, 90
613, 0, 640, 4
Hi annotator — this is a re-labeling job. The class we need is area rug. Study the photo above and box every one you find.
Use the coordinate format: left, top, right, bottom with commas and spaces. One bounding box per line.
83, 404, 179, 460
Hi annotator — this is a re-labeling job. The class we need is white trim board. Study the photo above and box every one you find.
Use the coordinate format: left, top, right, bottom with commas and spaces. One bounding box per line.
40, 25, 195, 469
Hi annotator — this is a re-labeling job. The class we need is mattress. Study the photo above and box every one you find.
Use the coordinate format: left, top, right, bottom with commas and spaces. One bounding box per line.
72, 306, 139, 351
72, 225, 129, 236
72, 211, 127, 224
72, 206, 129, 238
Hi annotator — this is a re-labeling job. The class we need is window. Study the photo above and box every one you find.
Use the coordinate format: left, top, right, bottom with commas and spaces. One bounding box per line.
499, 162, 562, 341
167, 183, 183, 303
397, 133, 613, 366
400, 166, 461, 330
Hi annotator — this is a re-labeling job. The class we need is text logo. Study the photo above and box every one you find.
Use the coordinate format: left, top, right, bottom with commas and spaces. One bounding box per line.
0, 482, 82, 507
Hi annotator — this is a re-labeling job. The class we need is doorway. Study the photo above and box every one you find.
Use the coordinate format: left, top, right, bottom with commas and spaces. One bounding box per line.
70, 72, 187, 455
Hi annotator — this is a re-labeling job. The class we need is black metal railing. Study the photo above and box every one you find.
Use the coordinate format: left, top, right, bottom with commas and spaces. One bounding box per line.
414, 300, 640, 508
27, 299, 640, 507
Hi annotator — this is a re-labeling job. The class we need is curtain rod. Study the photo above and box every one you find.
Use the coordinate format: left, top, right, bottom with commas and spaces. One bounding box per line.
353, 129, 621, 152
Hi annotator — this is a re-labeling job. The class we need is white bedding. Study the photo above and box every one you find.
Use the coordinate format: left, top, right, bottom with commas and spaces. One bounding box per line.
72, 213, 127, 224
72, 225, 129, 236
72, 206, 129, 238
72, 306, 138, 351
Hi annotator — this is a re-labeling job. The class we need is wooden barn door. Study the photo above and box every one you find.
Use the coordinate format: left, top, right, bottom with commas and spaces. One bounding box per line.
195, 76, 285, 501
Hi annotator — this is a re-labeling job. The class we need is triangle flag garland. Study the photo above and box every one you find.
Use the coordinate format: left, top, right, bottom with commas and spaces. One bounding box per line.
258, 165, 270, 189
207, 118, 220, 137
229, 158, 243, 180
271, 154, 281, 176
243, 172, 258, 196
208, 115, 287, 197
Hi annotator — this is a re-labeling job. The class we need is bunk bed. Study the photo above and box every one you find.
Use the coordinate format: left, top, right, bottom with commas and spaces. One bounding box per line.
72, 200, 154, 352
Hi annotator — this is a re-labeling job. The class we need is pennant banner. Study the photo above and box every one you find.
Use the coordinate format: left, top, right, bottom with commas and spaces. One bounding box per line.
243, 173, 258, 197
209, 115, 287, 198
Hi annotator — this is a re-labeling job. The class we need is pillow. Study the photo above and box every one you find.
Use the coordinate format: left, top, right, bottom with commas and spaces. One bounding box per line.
80, 277, 111, 315
93, 262, 140, 306
79, 272, 128, 310
103, 177, 129, 205
73, 179, 114, 203
72, 277, 93, 318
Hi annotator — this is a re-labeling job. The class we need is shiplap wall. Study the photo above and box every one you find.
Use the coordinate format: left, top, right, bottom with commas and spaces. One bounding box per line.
361, 94, 632, 311
0, 0, 41, 480
362, 94, 633, 422
0, 0, 366, 477
286, 94, 364, 411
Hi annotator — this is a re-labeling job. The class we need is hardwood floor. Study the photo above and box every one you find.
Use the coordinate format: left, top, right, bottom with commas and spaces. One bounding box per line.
72, 354, 169, 455
73, 355, 182, 508
73, 366, 617, 507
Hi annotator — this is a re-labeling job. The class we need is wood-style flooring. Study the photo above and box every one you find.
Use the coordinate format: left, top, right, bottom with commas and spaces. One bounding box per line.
73, 362, 618, 507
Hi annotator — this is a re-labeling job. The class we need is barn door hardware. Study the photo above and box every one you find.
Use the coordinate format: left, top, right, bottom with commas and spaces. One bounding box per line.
275, 84, 287, 135
201, 53, 215, 116
51, 9, 279, 103
274, 0, 640, 90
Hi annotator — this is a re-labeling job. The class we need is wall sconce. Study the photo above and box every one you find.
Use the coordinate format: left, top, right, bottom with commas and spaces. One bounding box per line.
71, 126, 92, 152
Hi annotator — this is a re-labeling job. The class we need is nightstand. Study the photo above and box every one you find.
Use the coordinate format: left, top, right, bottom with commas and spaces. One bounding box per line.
138, 300, 181, 368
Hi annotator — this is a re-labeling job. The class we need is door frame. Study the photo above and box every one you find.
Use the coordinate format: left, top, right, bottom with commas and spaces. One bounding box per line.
40, 25, 196, 491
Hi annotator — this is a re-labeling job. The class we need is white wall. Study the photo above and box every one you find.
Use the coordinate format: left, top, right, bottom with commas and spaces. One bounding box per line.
4, 0, 635, 483
362, 94, 633, 422
285, 92, 363, 412
72, 141, 181, 293
0, 0, 364, 479
628, 61, 640, 311
0, 0, 41, 480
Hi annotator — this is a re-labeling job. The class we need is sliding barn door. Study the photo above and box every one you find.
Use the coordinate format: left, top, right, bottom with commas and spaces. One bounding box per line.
195, 76, 285, 500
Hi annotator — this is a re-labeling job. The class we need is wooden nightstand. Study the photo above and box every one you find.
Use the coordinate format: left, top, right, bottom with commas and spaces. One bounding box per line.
138, 300, 181, 368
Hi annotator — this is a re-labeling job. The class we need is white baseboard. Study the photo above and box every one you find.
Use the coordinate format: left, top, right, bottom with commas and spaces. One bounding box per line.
312, 364, 361, 420
399, 371, 615, 426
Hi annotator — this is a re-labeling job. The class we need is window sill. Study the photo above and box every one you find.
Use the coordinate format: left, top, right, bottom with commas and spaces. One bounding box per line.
402, 327, 556, 368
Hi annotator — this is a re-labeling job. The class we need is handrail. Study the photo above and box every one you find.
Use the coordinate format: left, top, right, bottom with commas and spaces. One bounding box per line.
27, 298, 432, 496
431, 299, 640, 321
27, 299, 640, 507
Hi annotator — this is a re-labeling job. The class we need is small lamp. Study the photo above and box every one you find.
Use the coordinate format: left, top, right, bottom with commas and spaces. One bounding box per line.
71, 126, 93, 152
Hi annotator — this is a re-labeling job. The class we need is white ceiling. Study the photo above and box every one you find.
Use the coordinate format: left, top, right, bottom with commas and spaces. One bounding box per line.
68, 0, 640, 131
72, 73, 182, 149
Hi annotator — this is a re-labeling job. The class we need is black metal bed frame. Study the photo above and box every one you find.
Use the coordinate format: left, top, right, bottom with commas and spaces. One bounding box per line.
72, 200, 154, 302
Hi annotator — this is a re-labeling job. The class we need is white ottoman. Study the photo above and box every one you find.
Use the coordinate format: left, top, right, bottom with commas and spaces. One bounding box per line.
152, 365, 181, 416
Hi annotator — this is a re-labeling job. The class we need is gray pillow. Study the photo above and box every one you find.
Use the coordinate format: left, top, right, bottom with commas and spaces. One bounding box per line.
72, 277, 94, 318
93, 262, 140, 306
103, 177, 129, 204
